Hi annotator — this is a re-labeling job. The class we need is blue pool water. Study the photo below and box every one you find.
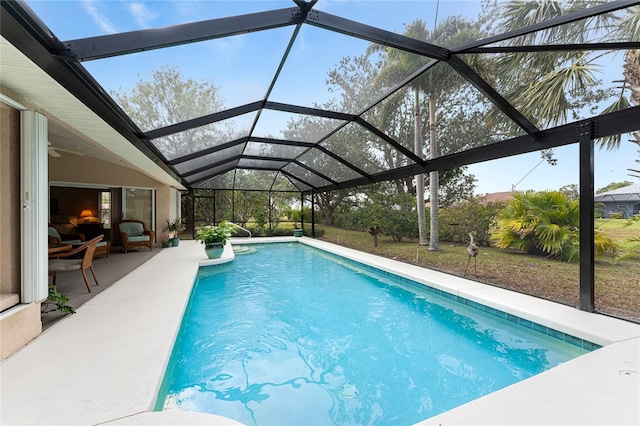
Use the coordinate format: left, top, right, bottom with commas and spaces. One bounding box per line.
157, 243, 590, 425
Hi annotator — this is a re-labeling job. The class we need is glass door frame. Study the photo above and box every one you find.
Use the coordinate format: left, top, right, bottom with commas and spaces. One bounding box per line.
122, 186, 156, 231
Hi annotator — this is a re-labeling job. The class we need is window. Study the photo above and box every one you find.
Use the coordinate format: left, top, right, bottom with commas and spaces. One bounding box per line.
100, 191, 111, 229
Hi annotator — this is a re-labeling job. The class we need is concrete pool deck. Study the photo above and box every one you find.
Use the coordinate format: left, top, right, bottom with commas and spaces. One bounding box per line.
1, 238, 638, 425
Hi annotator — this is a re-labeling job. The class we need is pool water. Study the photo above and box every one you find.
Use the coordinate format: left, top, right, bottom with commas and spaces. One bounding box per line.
157, 243, 590, 425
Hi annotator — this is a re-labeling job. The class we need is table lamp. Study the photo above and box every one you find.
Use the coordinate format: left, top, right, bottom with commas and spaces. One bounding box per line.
80, 209, 93, 224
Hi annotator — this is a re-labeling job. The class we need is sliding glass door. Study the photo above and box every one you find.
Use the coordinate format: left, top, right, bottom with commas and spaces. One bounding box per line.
122, 187, 155, 230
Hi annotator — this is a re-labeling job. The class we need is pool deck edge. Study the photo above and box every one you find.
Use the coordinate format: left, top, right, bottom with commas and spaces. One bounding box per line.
294, 237, 640, 347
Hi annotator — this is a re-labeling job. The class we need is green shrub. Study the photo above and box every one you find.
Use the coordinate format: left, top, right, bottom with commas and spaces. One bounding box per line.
439, 199, 505, 246
243, 225, 323, 238
609, 212, 624, 219
357, 193, 418, 242
246, 225, 264, 236
305, 227, 325, 238
253, 210, 268, 229
331, 193, 418, 242
268, 227, 294, 236
284, 206, 312, 228
332, 211, 364, 231
491, 190, 617, 262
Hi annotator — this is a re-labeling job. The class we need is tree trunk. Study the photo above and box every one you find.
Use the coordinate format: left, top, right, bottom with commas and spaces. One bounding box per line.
318, 196, 335, 225
428, 96, 439, 251
414, 88, 428, 246
623, 50, 640, 176
317, 191, 349, 226
623, 49, 639, 106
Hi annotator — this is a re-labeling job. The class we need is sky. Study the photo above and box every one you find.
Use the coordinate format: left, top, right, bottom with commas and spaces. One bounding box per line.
24, 0, 639, 195
467, 141, 638, 195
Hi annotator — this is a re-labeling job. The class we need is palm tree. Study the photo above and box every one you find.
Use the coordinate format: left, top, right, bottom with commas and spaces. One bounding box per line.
623, 48, 640, 179
491, 191, 616, 262
368, 20, 431, 246
619, 9, 640, 177
489, 1, 637, 150
369, 17, 484, 250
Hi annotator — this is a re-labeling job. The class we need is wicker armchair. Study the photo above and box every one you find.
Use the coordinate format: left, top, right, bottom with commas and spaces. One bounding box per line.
49, 235, 103, 293
115, 220, 155, 252
48, 225, 84, 244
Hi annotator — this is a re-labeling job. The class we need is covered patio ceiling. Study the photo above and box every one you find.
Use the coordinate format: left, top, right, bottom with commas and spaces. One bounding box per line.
2, 0, 639, 194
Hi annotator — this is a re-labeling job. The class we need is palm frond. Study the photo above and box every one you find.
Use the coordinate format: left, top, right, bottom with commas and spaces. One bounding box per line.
491, 190, 620, 262
613, 6, 640, 42
594, 231, 617, 254
558, 242, 580, 263
516, 57, 600, 128
594, 95, 631, 150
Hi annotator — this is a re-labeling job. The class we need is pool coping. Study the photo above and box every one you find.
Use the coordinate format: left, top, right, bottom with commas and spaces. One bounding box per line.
0, 238, 638, 425
295, 238, 638, 347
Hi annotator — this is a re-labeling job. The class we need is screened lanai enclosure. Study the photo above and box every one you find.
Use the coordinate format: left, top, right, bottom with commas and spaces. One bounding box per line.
2, 0, 639, 316
182, 189, 315, 238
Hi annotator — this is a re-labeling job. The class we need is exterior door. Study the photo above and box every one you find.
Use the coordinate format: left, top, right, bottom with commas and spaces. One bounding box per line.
122, 187, 155, 230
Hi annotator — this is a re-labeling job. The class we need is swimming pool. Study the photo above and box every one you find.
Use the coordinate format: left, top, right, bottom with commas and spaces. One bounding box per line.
157, 242, 593, 425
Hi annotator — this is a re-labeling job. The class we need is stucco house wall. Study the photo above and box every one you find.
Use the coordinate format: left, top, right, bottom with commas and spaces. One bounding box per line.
1, 102, 42, 361
0, 102, 21, 297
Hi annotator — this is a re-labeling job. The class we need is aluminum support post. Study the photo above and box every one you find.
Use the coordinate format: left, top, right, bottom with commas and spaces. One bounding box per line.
300, 193, 304, 230
578, 121, 595, 312
311, 191, 316, 238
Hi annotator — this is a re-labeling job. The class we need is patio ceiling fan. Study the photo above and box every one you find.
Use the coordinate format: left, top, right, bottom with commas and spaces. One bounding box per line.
48, 141, 84, 157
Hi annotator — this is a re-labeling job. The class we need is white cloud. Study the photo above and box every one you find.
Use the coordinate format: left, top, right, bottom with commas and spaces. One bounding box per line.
175, 0, 206, 21
127, 2, 158, 29
81, 0, 118, 34
208, 34, 247, 64
293, 31, 308, 56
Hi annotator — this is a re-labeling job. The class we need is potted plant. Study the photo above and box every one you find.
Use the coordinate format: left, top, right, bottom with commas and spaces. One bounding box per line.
163, 218, 185, 246
195, 221, 235, 259
290, 209, 304, 237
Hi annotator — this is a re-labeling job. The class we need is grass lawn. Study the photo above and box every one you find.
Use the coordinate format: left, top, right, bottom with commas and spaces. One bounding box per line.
596, 217, 640, 232
596, 218, 640, 249
316, 224, 640, 323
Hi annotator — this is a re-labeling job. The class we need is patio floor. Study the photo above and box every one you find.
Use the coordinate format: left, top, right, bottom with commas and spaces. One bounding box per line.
1, 238, 638, 425
42, 246, 161, 331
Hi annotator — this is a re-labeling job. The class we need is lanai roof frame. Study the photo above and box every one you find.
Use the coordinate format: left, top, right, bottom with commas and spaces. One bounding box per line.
2, 0, 638, 193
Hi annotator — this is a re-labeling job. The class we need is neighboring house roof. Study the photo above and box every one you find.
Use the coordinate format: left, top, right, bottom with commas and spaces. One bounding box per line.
594, 183, 640, 203
477, 191, 514, 204
442, 191, 513, 208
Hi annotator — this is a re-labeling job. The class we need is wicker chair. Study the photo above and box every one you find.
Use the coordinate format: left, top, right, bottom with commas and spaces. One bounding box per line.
49, 235, 103, 293
48, 225, 84, 244
115, 220, 155, 253
50, 225, 111, 258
